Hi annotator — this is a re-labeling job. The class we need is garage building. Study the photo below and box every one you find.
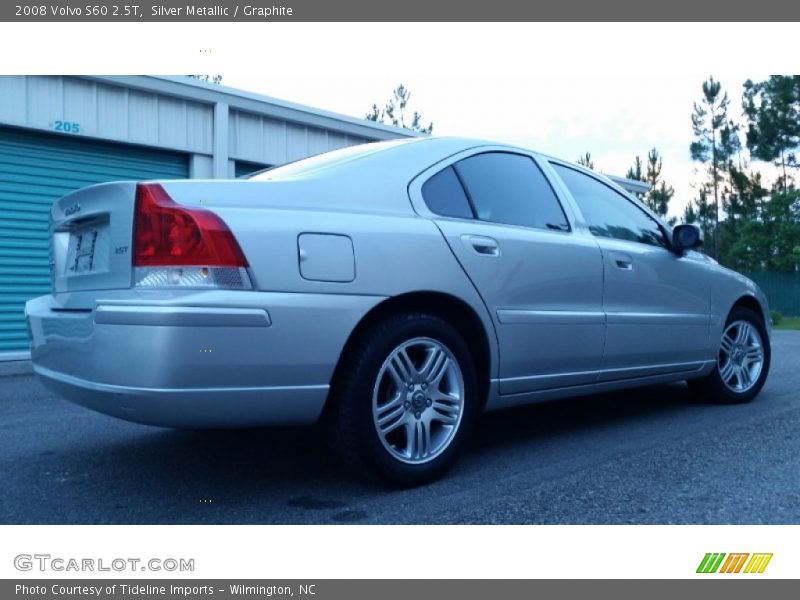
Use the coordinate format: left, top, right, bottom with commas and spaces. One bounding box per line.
0, 75, 414, 359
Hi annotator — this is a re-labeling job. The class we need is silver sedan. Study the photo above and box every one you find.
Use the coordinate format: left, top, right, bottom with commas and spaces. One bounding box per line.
26, 137, 771, 485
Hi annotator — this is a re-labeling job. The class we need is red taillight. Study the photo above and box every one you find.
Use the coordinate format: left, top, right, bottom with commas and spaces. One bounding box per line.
133, 183, 248, 267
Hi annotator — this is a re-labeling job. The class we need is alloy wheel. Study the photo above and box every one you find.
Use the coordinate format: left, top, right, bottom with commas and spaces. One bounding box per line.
718, 319, 764, 393
371, 337, 465, 465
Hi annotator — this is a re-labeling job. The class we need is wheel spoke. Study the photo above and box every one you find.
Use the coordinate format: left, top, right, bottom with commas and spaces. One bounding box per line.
380, 413, 406, 435
376, 394, 405, 432
745, 346, 763, 361
431, 357, 450, 386
719, 359, 735, 383
377, 393, 403, 414
741, 365, 754, 387
720, 334, 735, 355
388, 350, 415, 387
421, 421, 431, 458
420, 347, 447, 384
735, 322, 750, 345
745, 362, 759, 383
386, 362, 405, 388
399, 348, 420, 382
430, 388, 459, 402
432, 398, 460, 424
733, 366, 744, 390
406, 420, 431, 460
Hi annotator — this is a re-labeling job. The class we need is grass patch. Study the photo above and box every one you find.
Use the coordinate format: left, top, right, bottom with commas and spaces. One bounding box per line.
774, 316, 800, 330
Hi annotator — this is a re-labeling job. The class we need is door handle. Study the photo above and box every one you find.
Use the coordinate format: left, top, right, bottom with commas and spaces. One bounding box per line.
463, 235, 500, 257
610, 252, 633, 270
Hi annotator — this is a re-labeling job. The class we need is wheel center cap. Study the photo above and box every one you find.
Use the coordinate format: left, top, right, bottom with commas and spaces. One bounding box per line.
411, 391, 427, 409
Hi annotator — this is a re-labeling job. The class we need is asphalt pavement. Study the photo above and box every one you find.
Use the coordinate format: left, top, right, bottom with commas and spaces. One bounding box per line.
1, 332, 798, 524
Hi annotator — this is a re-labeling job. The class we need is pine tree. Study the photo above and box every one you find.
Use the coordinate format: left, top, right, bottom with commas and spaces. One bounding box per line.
684, 188, 716, 252
743, 76, 800, 193
577, 152, 594, 170
719, 165, 768, 270
627, 150, 674, 219
644, 148, 674, 219
761, 190, 800, 271
690, 77, 741, 259
626, 156, 644, 182
366, 84, 433, 134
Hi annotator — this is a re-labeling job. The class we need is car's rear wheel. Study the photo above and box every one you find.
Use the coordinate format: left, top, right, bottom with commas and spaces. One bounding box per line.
328, 312, 478, 486
688, 306, 770, 404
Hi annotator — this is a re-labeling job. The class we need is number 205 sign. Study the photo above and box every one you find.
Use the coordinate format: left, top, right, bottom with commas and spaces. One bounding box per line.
52, 120, 81, 134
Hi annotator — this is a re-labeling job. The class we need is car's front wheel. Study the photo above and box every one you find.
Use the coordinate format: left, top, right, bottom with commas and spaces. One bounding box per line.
328, 312, 478, 486
688, 306, 770, 404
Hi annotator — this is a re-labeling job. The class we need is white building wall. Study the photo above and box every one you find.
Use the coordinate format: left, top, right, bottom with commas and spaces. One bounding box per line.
0, 75, 413, 180
227, 109, 372, 166
0, 76, 214, 154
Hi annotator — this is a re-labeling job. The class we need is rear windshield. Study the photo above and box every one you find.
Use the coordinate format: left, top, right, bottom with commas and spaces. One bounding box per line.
248, 139, 412, 180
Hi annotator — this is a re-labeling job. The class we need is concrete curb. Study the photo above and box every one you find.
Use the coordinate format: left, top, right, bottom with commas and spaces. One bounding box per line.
0, 361, 33, 377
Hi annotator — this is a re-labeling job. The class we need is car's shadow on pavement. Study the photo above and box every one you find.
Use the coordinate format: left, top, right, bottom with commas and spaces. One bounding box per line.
470, 381, 696, 451
109, 381, 698, 474
27, 381, 701, 522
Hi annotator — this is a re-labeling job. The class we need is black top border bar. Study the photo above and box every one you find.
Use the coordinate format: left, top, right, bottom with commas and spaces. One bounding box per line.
2, 1, 799, 22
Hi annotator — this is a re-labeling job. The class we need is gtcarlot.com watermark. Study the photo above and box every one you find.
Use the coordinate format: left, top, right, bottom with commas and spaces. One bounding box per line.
14, 554, 195, 573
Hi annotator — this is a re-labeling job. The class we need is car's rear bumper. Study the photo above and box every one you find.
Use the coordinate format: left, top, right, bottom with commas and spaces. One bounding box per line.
25, 290, 383, 428
32, 363, 329, 428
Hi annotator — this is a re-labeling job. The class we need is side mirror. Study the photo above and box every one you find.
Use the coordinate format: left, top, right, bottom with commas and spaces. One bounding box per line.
672, 224, 703, 252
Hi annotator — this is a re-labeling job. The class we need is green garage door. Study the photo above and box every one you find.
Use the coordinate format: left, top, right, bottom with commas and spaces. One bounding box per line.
0, 127, 189, 353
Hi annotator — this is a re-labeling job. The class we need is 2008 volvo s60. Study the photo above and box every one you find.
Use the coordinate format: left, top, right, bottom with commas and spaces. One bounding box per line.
26, 137, 771, 485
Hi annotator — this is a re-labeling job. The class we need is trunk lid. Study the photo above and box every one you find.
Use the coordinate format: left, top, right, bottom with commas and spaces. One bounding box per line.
50, 181, 137, 293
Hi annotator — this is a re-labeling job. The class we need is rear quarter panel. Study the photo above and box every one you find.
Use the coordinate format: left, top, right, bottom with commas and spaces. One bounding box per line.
209, 205, 501, 379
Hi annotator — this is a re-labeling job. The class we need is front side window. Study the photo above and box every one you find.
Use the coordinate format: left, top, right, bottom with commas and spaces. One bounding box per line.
551, 163, 667, 248
454, 152, 569, 231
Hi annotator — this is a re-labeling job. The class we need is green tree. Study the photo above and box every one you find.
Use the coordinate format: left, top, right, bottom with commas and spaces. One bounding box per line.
366, 84, 433, 134
690, 76, 741, 259
625, 156, 645, 199
683, 200, 698, 225
718, 166, 768, 270
743, 76, 800, 192
577, 152, 594, 170
644, 148, 674, 219
626, 149, 674, 220
683, 188, 716, 250
760, 190, 800, 271
626, 155, 644, 182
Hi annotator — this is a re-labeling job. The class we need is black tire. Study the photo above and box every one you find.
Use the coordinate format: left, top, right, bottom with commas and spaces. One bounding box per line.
688, 306, 770, 404
327, 312, 479, 487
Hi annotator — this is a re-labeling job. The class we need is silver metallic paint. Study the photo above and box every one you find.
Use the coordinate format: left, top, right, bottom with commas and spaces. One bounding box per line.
26, 137, 771, 427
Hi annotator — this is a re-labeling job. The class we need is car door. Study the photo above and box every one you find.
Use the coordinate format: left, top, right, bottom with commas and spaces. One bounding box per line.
550, 162, 712, 379
409, 150, 606, 397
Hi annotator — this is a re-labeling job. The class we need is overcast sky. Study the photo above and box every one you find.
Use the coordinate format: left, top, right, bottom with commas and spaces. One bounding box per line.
223, 71, 776, 219
4, 22, 785, 221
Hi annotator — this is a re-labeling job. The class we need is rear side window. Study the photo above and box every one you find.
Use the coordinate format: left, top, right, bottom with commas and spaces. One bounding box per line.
455, 152, 569, 231
421, 166, 473, 219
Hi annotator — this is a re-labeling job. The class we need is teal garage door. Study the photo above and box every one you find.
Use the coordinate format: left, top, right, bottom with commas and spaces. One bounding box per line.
0, 127, 189, 353
235, 160, 270, 178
